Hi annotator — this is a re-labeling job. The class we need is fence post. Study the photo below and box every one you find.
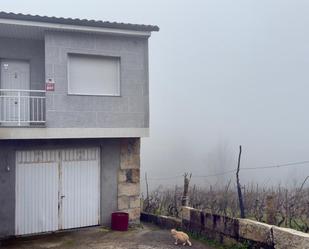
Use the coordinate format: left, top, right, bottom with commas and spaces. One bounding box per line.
18, 91, 21, 126
236, 145, 245, 218
144, 172, 149, 211
182, 173, 191, 206
266, 195, 276, 225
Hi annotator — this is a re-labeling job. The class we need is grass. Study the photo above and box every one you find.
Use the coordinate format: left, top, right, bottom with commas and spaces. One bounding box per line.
188, 231, 250, 249
63, 239, 75, 247
99, 225, 112, 232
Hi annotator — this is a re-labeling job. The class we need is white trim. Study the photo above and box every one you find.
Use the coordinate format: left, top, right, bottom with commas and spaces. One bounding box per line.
67, 93, 120, 97
0, 128, 149, 139
0, 18, 151, 37
0, 89, 46, 93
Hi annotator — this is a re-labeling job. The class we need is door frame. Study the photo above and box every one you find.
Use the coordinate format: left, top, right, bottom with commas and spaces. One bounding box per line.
0, 58, 31, 89
15, 147, 101, 235
58, 148, 101, 230
0, 58, 31, 126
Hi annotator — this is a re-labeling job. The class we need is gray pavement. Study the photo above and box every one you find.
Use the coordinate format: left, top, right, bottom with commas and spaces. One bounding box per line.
1, 223, 217, 249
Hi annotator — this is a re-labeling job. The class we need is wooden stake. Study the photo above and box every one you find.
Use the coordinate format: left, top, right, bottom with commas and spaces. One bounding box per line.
182, 173, 191, 206
236, 145, 245, 218
145, 172, 149, 210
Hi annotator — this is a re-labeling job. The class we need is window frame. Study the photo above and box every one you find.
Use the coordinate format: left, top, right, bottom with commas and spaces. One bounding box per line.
67, 53, 121, 97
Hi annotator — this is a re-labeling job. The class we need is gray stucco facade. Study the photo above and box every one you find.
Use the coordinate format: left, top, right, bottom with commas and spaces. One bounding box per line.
0, 12, 157, 238
45, 31, 149, 129
0, 31, 150, 139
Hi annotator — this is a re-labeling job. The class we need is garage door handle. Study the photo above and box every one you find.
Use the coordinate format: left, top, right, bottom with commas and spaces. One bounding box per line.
61, 195, 65, 199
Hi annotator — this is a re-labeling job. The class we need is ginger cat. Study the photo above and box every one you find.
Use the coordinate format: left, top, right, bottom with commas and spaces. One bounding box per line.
171, 229, 192, 246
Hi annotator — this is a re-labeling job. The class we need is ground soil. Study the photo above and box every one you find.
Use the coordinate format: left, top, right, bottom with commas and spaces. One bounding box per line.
1, 223, 217, 249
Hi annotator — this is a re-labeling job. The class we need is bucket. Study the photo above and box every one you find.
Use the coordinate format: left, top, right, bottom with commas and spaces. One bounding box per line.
111, 212, 129, 231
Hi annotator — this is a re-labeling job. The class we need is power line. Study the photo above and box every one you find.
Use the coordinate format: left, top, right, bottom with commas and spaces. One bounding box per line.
242, 160, 309, 170
192, 170, 235, 178
146, 175, 183, 181
143, 160, 309, 181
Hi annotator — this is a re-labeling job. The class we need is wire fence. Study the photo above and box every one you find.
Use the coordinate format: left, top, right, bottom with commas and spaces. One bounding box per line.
142, 159, 309, 233
143, 160, 309, 181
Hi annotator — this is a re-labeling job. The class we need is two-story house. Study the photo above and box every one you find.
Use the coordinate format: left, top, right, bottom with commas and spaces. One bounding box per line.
0, 12, 158, 237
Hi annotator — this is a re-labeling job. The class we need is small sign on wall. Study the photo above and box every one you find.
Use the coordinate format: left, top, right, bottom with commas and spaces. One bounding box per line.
45, 78, 55, 91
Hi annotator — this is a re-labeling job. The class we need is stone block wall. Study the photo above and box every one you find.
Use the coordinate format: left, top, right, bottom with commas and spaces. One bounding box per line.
272, 226, 309, 249
117, 138, 141, 222
141, 207, 309, 249
140, 213, 181, 230
181, 207, 309, 248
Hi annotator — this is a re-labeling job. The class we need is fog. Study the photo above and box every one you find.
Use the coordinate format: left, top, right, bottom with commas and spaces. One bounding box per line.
3, 0, 309, 188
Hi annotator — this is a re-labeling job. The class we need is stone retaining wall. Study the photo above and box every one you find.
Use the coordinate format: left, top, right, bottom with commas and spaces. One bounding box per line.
141, 207, 309, 249
140, 212, 181, 229
117, 138, 141, 222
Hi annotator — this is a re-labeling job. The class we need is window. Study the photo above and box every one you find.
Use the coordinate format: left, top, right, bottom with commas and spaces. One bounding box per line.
68, 54, 120, 96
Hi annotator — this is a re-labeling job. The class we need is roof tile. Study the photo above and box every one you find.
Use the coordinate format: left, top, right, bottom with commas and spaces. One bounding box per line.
0, 11, 159, 32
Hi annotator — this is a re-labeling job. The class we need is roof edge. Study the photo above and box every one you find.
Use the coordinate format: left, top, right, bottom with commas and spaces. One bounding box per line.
0, 11, 159, 32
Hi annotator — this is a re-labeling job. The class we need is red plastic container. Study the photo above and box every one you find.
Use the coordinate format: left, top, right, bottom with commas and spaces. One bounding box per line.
111, 212, 129, 231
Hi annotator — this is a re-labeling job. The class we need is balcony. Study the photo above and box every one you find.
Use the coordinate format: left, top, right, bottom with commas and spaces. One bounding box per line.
0, 89, 46, 126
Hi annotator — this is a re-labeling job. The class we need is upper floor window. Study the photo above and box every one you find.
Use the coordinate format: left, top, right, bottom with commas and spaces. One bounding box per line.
68, 54, 120, 96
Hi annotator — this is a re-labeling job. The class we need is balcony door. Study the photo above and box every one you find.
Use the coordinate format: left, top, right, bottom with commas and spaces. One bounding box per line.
0, 59, 30, 126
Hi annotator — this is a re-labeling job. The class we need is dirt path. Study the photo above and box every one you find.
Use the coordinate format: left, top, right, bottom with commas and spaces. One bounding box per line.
1, 223, 217, 249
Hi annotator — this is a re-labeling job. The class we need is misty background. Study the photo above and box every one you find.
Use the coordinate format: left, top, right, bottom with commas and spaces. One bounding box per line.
2, 0, 309, 189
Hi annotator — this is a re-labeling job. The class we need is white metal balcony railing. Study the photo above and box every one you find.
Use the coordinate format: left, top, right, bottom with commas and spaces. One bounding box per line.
0, 89, 46, 126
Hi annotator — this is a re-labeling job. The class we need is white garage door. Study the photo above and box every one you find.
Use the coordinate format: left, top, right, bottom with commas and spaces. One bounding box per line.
15, 148, 100, 235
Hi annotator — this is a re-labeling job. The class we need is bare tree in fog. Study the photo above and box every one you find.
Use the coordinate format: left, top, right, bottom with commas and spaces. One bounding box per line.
205, 141, 234, 185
